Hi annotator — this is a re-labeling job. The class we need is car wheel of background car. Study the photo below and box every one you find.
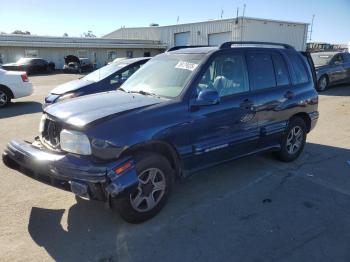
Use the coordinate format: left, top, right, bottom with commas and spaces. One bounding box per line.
113, 153, 174, 223
317, 75, 328, 92
277, 117, 307, 162
0, 87, 11, 108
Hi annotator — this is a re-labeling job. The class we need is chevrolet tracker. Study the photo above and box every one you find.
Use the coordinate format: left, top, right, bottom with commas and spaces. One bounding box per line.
3, 42, 319, 223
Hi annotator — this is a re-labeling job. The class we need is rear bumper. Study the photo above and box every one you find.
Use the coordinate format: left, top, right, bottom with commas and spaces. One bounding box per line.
3, 139, 138, 201
11, 82, 33, 99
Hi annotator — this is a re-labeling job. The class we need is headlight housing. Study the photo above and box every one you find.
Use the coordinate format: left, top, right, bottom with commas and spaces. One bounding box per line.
60, 129, 91, 155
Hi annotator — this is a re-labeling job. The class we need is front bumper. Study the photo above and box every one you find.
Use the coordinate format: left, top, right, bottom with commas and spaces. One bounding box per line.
309, 111, 319, 131
3, 139, 138, 201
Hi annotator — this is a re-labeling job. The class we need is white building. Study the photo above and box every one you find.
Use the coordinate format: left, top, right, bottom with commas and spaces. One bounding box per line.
104, 17, 309, 51
0, 34, 166, 68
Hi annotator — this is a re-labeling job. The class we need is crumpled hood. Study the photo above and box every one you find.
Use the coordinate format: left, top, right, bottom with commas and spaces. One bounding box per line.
45, 91, 163, 127
50, 79, 94, 95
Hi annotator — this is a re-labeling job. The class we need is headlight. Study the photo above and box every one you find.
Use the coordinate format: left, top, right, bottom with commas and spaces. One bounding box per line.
60, 129, 91, 155
56, 93, 77, 102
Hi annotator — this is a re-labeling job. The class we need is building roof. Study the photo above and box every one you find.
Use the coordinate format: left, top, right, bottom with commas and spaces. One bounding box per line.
104, 16, 309, 38
0, 34, 167, 49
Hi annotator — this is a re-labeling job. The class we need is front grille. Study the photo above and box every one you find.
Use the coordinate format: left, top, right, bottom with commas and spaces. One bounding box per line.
41, 117, 62, 149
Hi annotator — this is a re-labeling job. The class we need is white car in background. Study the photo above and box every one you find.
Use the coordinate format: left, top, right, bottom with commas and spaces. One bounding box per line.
0, 68, 33, 108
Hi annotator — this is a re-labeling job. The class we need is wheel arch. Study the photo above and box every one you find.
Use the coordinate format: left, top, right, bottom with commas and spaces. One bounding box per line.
290, 112, 311, 133
0, 84, 14, 98
120, 140, 182, 178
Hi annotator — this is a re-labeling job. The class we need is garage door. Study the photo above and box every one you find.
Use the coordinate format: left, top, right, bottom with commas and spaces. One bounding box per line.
174, 32, 190, 46
208, 32, 231, 46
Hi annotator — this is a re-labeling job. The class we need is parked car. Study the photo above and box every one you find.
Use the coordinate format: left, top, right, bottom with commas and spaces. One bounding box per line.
1, 58, 55, 75
63, 55, 93, 73
3, 42, 319, 223
0, 68, 33, 108
45, 57, 150, 105
311, 51, 350, 91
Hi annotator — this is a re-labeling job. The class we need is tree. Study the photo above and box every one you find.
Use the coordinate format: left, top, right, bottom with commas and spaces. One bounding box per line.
83, 30, 96, 38
12, 30, 30, 35
63, 33, 69, 37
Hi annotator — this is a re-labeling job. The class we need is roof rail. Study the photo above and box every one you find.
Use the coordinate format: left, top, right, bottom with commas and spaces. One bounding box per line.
166, 45, 209, 52
219, 41, 294, 50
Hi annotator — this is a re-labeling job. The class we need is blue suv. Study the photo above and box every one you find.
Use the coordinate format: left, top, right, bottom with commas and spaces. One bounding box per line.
3, 42, 319, 223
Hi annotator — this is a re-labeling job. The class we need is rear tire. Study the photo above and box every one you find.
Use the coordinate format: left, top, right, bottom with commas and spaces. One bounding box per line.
277, 117, 307, 162
113, 153, 174, 223
317, 75, 328, 92
0, 87, 11, 108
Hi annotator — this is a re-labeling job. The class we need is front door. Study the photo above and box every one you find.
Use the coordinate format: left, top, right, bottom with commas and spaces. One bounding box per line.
329, 54, 347, 83
188, 52, 258, 171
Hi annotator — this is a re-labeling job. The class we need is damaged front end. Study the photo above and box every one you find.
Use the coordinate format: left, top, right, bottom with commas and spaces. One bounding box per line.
2, 139, 139, 203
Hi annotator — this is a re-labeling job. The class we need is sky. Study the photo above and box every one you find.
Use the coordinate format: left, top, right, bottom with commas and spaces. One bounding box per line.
0, 0, 349, 43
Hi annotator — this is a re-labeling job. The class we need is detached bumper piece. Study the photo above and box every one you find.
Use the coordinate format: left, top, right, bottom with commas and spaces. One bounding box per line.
2, 140, 139, 201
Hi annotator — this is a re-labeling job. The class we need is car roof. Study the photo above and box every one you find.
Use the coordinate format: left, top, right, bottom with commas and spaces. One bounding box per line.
122, 57, 151, 64
170, 47, 218, 54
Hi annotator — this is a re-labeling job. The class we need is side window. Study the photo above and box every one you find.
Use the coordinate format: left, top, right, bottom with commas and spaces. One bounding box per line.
272, 53, 290, 86
287, 53, 309, 84
343, 53, 350, 63
333, 54, 344, 64
197, 53, 248, 97
110, 64, 141, 85
247, 53, 276, 90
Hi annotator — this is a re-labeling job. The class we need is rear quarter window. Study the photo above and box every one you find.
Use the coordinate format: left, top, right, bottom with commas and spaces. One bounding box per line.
287, 52, 309, 84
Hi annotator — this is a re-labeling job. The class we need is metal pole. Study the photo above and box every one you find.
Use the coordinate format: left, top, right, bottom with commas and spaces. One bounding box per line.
241, 4, 246, 41
309, 14, 315, 41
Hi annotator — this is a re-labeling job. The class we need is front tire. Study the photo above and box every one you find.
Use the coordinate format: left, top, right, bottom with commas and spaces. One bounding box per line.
114, 153, 174, 223
317, 75, 328, 92
0, 87, 11, 108
277, 117, 307, 162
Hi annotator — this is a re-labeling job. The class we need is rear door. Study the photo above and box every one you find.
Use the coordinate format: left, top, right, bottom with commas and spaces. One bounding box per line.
245, 51, 294, 149
329, 54, 347, 83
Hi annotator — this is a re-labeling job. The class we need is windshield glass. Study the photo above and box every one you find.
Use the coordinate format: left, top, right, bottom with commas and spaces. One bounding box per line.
17, 58, 32, 64
83, 62, 129, 82
122, 54, 201, 98
311, 53, 334, 66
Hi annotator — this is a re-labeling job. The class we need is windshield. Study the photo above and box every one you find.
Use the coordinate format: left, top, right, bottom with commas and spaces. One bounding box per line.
17, 58, 32, 64
311, 53, 334, 66
83, 62, 129, 82
122, 54, 201, 98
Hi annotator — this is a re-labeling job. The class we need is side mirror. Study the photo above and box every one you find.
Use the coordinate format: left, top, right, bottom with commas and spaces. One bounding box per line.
192, 89, 220, 107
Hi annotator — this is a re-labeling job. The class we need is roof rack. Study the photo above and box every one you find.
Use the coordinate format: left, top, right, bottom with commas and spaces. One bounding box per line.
219, 41, 294, 50
166, 45, 209, 52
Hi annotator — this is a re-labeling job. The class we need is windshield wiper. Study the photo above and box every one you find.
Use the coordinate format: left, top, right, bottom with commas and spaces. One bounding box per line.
128, 90, 160, 97
119, 87, 126, 92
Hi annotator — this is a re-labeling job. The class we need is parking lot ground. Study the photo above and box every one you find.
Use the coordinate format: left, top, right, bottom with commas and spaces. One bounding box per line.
0, 73, 350, 262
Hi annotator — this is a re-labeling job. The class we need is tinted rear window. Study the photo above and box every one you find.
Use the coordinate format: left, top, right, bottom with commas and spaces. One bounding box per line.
247, 53, 276, 90
287, 53, 309, 84
272, 54, 290, 86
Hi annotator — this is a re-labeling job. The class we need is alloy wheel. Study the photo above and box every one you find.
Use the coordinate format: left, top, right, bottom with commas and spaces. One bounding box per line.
130, 168, 166, 212
0, 91, 8, 107
286, 126, 304, 155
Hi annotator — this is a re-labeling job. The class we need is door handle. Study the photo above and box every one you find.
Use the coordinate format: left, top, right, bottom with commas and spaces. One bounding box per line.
284, 91, 295, 100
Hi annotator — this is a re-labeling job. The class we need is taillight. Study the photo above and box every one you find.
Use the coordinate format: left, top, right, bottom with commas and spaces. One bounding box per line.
21, 73, 28, 82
